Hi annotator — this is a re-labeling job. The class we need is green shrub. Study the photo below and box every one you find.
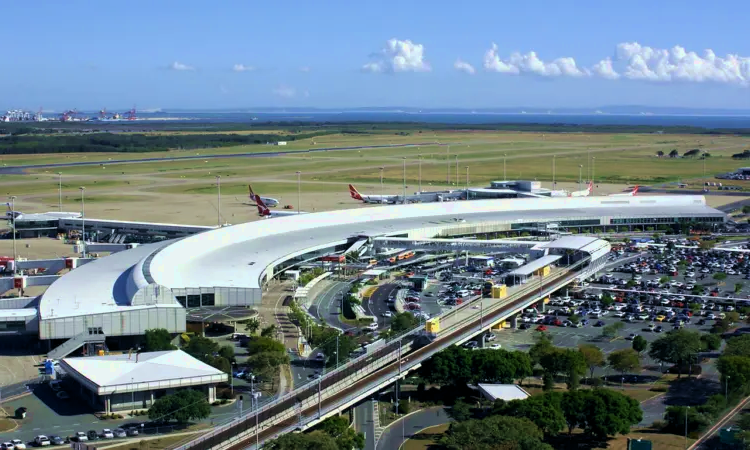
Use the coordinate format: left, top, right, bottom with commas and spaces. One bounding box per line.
397, 400, 411, 415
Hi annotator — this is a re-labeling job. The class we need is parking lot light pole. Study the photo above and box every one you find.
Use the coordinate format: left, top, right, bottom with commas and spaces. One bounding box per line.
455, 155, 458, 188
552, 155, 556, 186
318, 376, 322, 418
418, 154, 422, 193
336, 334, 339, 368
592, 157, 596, 194
379, 167, 384, 197
578, 165, 583, 192
296, 171, 301, 214
215, 175, 221, 227
57, 172, 63, 212
9, 196, 16, 274
446, 145, 450, 185
503, 154, 507, 180
465, 166, 469, 200
79, 187, 86, 258
402, 158, 406, 204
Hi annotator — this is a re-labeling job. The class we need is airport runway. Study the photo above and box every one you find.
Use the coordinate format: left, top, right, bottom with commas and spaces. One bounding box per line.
0, 142, 438, 174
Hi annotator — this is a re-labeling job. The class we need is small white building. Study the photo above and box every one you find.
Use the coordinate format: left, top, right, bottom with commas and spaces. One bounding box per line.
477, 384, 530, 402
276, 141, 288, 146
60, 350, 228, 413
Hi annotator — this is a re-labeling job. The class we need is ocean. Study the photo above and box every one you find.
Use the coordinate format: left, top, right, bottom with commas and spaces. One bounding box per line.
132, 111, 750, 129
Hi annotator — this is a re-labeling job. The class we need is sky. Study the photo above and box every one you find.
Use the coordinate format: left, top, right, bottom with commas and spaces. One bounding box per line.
3, 0, 750, 111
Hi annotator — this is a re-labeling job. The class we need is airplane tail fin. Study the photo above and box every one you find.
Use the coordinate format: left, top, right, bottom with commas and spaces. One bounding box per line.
588, 181, 593, 194
255, 195, 270, 216
632, 185, 639, 195
248, 185, 256, 203
348, 184, 363, 200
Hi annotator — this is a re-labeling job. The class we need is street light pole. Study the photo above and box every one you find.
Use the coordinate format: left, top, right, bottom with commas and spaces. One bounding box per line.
578, 165, 583, 192
446, 145, 450, 185
552, 155, 556, 186
57, 172, 62, 212
684, 406, 689, 449
402, 157, 406, 204
726, 375, 730, 399
79, 187, 86, 258
296, 171, 301, 214
465, 166, 469, 201
9, 196, 16, 275
418, 154, 422, 193
215, 175, 221, 227
336, 334, 339, 368
379, 167, 384, 198
503, 153, 507, 180
455, 155, 458, 189
592, 157, 596, 195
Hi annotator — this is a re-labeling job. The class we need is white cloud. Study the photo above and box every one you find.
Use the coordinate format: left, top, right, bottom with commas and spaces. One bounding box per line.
363, 38, 430, 73
596, 42, 750, 86
454, 59, 475, 75
299, 66, 311, 72
273, 85, 296, 98
232, 64, 255, 72
169, 61, 194, 71
483, 43, 588, 77
591, 57, 620, 80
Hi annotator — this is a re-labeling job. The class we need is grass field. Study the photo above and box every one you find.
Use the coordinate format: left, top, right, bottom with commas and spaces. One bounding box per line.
2, 129, 749, 227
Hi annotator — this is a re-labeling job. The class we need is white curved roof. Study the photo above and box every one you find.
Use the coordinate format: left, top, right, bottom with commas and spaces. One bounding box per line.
40, 195, 721, 320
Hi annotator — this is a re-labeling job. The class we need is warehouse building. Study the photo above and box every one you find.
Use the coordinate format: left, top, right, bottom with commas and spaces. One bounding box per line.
59, 350, 228, 414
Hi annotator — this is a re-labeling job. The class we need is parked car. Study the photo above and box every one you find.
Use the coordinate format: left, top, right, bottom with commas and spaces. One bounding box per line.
10, 441, 24, 450
86, 431, 98, 441
33, 436, 50, 447
73, 432, 87, 442
113, 429, 127, 439
49, 437, 65, 446
100, 429, 114, 439
1, 442, 14, 450
56, 391, 70, 400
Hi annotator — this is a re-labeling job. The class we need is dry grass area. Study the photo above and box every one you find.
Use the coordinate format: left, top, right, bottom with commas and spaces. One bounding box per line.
402, 423, 449, 450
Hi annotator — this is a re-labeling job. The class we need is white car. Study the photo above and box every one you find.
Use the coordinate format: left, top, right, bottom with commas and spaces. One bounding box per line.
381, 311, 392, 318
489, 343, 502, 350
33, 436, 50, 447
10, 441, 24, 450
100, 429, 114, 439
614, 311, 626, 318
1, 443, 14, 450
74, 432, 87, 442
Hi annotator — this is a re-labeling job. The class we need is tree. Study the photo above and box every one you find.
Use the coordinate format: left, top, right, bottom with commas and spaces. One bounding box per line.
648, 329, 703, 378
700, 333, 721, 352
725, 334, 750, 357
265, 431, 339, 450
540, 349, 586, 390
441, 416, 552, 450
632, 335, 648, 354
148, 389, 210, 424
664, 406, 710, 435
218, 345, 235, 363
143, 329, 176, 352
183, 336, 218, 362
669, 149, 680, 158
714, 272, 728, 281
315, 416, 365, 450
736, 283, 745, 294
448, 398, 473, 421
579, 344, 605, 382
743, 205, 750, 215
319, 333, 357, 367
497, 392, 566, 436
608, 349, 641, 375
244, 318, 261, 334
579, 389, 642, 439
717, 355, 750, 394
602, 322, 624, 339
419, 346, 473, 386
260, 324, 278, 338
472, 349, 532, 384
600, 292, 614, 307
656, 150, 665, 157
560, 390, 588, 435
245, 336, 286, 356
713, 312, 740, 334
529, 332, 555, 366
390, 312, 419, 333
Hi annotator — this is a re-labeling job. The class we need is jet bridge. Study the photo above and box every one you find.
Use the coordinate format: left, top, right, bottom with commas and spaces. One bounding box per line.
372, 237, 541, 255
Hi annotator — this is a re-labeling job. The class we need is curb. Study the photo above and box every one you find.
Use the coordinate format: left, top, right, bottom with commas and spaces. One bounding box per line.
377, 406, 447, 450
397, 423, 449, 450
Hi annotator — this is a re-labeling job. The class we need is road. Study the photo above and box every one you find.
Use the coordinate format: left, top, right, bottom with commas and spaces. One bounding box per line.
353, 400, 377, 450
366, 284, 398, 329
376, 406, 450, 450
309, 281, 354, 331
0, 143, 439, 174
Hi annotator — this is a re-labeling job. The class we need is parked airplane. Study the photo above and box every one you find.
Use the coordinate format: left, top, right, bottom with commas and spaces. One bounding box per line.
5, 203, 81, 221
248, 185, 279, 207
609, 186, 639, 197
348, 184, 400, 204
255, 195, 306, 218
569, 182, 593, 197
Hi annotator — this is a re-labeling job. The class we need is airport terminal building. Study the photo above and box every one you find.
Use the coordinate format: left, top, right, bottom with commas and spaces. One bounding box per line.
0, 195, 726, 357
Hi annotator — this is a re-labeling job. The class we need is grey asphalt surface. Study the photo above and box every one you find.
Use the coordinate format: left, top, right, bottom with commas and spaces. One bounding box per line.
366, 283, 398, 329
353, 400, 377, 450
376, 406, 451, 450
0, 142, 437, 174
309, 281, 354, 332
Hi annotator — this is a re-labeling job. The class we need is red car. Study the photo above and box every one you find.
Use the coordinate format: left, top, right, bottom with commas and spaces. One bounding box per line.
536, 325, 548, 332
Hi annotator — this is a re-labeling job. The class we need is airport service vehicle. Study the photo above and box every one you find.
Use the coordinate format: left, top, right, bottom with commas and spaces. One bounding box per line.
247, 185, 279, 207
348, 184, 400, 204
609, 186, 640, 197
255, 195, 307, 218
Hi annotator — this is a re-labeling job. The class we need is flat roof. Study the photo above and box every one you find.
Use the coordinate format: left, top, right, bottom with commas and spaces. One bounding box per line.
507, 254, 562, 277
0, 309, 37, 320
60, 350, 228, 395
362, 269, 388, 276
477, 383, 530, 401
41, 195, 723, 319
